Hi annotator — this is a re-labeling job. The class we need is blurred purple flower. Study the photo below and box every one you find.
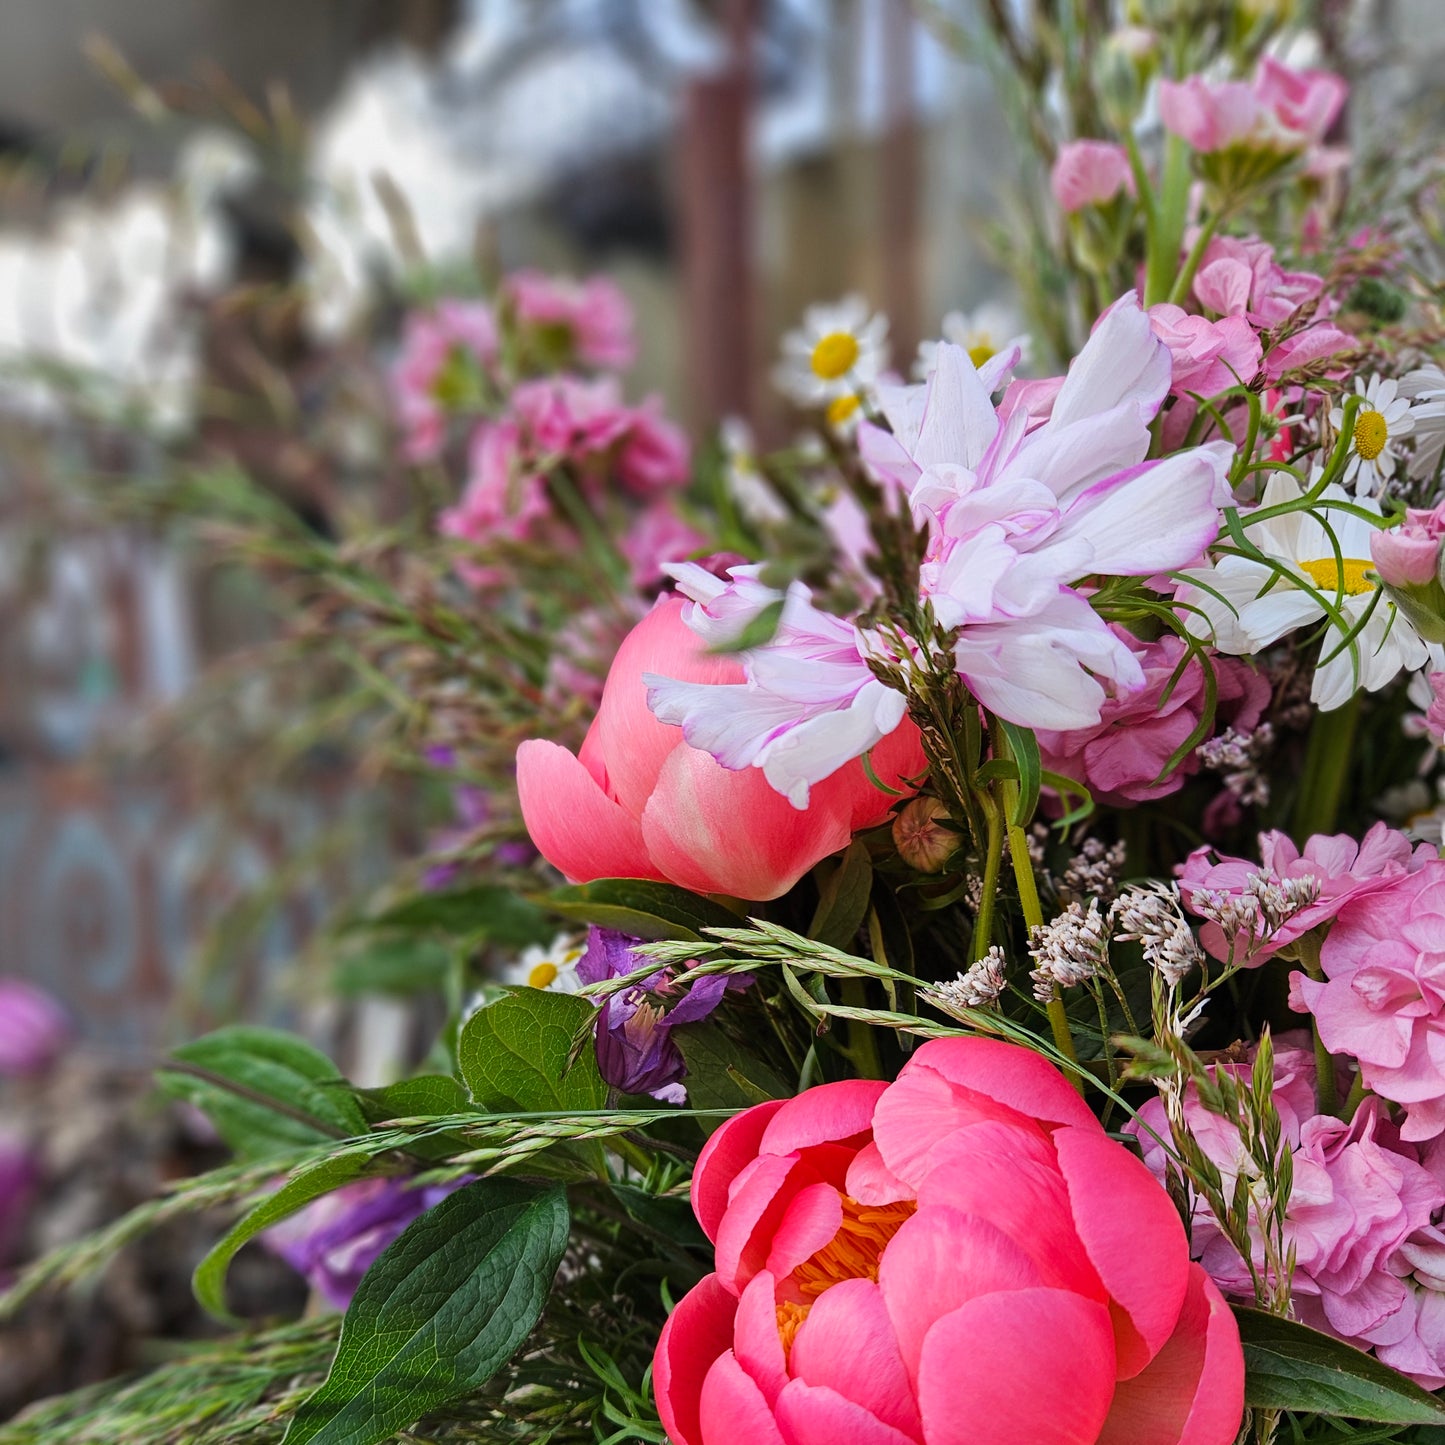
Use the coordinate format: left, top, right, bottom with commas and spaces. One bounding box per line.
0, 1132, 37, 1274
0, 977, 70, 1077
265, 1175, 469, 1311
579, 928, 747, 1103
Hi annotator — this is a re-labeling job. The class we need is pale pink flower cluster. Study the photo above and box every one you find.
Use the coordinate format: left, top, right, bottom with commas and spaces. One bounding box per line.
1050, 140, 1135, 213
391, 301, 499, 462
501, 269, 636, 371
1130, 1044, 1445, 1375
1159, 57, 1346, 156
1179, 822, 1434, 964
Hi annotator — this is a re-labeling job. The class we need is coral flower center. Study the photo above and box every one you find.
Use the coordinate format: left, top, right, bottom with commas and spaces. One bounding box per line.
1298, 557, 1377, 596
527, 962, 559, 988
775, 1194, 917, 1356
811, 332, 861, 380
1353, 409, 1389, 461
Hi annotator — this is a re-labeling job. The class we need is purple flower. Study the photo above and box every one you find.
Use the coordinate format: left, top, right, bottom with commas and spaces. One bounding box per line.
265, 1175, 469, 1311
0, 977, 69, 1077
579, 928, 745, 1103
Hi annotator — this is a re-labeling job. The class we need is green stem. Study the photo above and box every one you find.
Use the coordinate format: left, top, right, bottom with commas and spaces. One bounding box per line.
1296, 934, 1338, 1116
1292, 693, 1360, 841
972, 791, 1006, 962
1341, 1070, 1367, 1123
841, 979, 884, 1080
1167, 208, 1225, 307
1143, 133, 1191, 308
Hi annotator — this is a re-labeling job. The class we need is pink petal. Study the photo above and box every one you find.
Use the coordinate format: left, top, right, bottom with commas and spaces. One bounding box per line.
1096, 1265, 1245, 1445
694, 1100, 788, 1242
773, 1380, 920, 1445
733, 1270, 790, 1406
700, 1349, 788, 1445
878, 1205, 1046, 1386
1053, 1124, 1190, 1378
759, 1080, 887, 1157
845, 1141, 916, 1205
789, 1278, 923, 1440
655, 1274, 740, 1445
765, 1183, 843, 1281
1049, 294, 1171, 430
715, 1153, 818, 1293
640, 742, 854, 901
902, 1037, 1100, 1131
917, 1288, 1117, 1445
515, 739, 666, 884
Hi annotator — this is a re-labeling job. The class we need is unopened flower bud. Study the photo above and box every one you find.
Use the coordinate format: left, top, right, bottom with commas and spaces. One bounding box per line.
892, 796, 957, 873
1371, 507, 1445, 643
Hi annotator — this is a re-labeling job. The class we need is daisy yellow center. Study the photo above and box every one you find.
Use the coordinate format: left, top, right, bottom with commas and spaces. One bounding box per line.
826, 393, 861, 426
810, 331, 860, 380
774, 1195, 916, 1357
1299, 557, 1376, 596
1353, 409, 1389, 461
967, 340, 997, 369
527, 961, 559, 989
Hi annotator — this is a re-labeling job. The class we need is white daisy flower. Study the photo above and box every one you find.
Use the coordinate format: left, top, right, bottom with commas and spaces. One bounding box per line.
719, 417, 789, 525
1401, 364, 1445, 484
1327, 373, 1416, 496
913, 303, 1031, 381
1177, 472, 1429, 710
501, 932, 586, 992
774, 295, 888, 407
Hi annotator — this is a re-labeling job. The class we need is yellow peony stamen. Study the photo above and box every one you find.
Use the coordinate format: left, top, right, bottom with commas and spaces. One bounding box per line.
811, 331, 861, 381
1353, 409, 1389, 461
527, 961, 559, 989
826, 393, 861, 427
774, 1195, 916, 1357
1299, 557, 1377, 596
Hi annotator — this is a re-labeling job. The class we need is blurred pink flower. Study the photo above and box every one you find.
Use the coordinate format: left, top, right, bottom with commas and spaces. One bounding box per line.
1035, 630, 1268, 805
1292, 860, 1445, 1141
1159, 76, 1263, 153
503, 269, 636, 370
1193, 235, 1323, 328
1160, 60, 1345, 154
1148, 304, 1262, 397
1427, 673, 1445, 744
621, 504, 706, 590
438, 420, 550, 586
1371, 505, 1445, 588
0, 978, 69, 1077
511, 374, 635, 457
390, 300, 498, 462
616, 399, 691, 496
1253, 57, 1348, 149
1051, 140, 1135, 213
1180, 823, 1433, 963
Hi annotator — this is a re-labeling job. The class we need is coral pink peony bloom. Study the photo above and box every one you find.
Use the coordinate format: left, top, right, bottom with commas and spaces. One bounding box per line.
1180, 823, 1433, 963
1292, 860, 1445, 1141
502, 269, 636, 370
654, 1037, 1244, 1445
517, 598, 925, 900
1036, 630, 1268, 805
1131, 1042, 1443, 1344
1148, 305, 1263, 398
390, 300, 498, 462
1051, 140, 1135, 213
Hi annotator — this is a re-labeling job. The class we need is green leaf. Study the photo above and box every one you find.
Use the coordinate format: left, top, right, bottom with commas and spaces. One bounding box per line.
998, 719, 1041, 826
194, 1152, 383, 1321
357, 885, 553, 947
355, 1076, 471, 1160
609, 1183, 709, 1249
156, 1027, 367, 1161
332, 936, 452, 997
457, 989, 607, 1113
674, 1020, 788, 1127
281, 1179, 569, 1445
808, 841, 873, 950
1237, 1307, 1445, 1424
542, 879, 741, 942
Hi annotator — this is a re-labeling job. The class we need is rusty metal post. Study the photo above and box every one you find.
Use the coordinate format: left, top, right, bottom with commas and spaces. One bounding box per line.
879, 0, 921, 366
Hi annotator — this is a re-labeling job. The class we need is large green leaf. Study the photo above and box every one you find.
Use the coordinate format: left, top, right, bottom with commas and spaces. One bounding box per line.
674, 1020, 788, 1125
332, 936, 452, 997
281, 1179, 569, 1445
357, 884, 552, 947
807, 841, 873, 950
542, 878, 740, 942
156, 1027, 367, 1160
1237, 1307, 1445, 1423
457, 989, 606, 1113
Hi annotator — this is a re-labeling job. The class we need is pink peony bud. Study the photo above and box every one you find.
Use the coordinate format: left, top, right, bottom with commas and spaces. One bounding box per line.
1371, 511, 1444, 589
1050, 140, 1136, 213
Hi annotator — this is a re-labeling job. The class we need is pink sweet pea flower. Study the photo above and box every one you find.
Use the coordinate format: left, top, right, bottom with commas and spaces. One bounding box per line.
654, 1037, 1244, 1445
1253, 57, 1348, 149
1035, 631, 1268, 806
1180, 822, 1435, 963
1160, 60, 1346, 155
1051, 140, 1136, 213
390, 300, 499, 462
1372, 505, 1445, 588
1193, 234, 1324, 328
502, 269, 636, 370
517, 598, 925, 901
1292, 860, 1445, 1141
1131, 1043, 1443, 1345
1158, 76, 1264, 153
1148, 305, 1263, 397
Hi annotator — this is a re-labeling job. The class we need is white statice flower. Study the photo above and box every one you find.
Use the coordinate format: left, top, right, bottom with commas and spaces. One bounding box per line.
1401, 364, 1445, 484
913, 303, 1031, 381
1328, 373, 1416, 495
773, 294, 888, 407
1177, 472, 1430, 709
719, 417, 789, 526
501, 933, 586, 992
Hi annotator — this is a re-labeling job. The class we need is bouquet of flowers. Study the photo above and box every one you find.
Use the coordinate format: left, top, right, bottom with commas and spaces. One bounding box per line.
6, 5, 1445, 1445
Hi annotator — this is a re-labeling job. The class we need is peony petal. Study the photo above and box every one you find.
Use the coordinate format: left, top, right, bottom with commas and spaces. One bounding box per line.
641, 742, 855, 901
773, 1380, 920, 1445
789, 1278, 924, 1439
878, 1205, 1046, 1387
1053, 1124, 1191, 1378
693, 1100, 788, 1242
917, 1288, 1117, 1445
699, 1349, 788, 1445
733, 1270, 789, 1406
515, 739, 667, 884
715, 1154, 821, 1293
759, 1080, 887, 1157
901, 1037, 1100, 1131
655, 1274, 741, 1445
1096, 1265, 1245, 1445
765, 1183, 844, 1281
845, 1140, 916, 1205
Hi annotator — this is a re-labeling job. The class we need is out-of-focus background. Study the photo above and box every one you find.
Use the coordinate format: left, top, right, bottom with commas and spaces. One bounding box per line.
0, 0, 1442, 1421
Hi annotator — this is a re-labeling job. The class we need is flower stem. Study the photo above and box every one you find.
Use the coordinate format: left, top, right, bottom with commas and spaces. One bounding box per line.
1296, 934, 1338, 1116
841, 979, 884, 1080
1167, 208, 1224, 308
972, 790, 1005, 961
1292, 693, 1359, 842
